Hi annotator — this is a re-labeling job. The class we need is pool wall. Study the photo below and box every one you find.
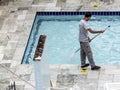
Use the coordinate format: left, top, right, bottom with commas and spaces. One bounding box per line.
21, 13, 38, 64
37, 11, 120, 16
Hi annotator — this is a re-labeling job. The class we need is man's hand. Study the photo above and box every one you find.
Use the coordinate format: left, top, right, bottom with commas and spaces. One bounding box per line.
88, 37, 91, 42
89, 39, 91, 42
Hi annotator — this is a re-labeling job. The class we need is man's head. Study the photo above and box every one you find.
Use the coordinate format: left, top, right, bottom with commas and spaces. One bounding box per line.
84, 12, 92, 21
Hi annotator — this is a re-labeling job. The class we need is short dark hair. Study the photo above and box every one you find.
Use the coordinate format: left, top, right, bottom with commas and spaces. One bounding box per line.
85, 12, 92, 17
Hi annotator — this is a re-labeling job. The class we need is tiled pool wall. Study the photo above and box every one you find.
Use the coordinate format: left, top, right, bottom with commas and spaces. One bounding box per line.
37, 11, 120, 16
21, 13, 38, 64
22, 11, 120, 64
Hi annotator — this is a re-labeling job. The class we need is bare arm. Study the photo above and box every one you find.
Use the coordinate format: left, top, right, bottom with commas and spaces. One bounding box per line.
88, 28, 105, 34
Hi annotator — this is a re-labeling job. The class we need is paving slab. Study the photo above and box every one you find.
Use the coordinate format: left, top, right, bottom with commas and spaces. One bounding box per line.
0, 0, 120, 89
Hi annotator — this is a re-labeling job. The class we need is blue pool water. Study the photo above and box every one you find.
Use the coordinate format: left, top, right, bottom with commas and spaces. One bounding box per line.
22, 15, 120, 64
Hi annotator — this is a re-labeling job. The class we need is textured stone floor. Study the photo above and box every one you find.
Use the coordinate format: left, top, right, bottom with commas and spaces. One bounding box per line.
50, 64, 120, 90
0, 0, 120, 90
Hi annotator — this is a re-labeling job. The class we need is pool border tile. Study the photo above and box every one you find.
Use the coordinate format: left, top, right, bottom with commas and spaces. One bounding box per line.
37, 11, 120, 16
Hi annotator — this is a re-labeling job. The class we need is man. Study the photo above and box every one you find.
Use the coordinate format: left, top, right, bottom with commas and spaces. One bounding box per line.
79, 12, 105, 70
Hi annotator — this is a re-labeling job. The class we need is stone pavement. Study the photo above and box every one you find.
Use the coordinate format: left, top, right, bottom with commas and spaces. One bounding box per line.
0, 0, 120, 90
50, 64, 120, 90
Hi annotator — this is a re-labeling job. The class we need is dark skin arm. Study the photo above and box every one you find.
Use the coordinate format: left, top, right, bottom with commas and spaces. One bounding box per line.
88, 28, 105, 33
87, 28, 105, 42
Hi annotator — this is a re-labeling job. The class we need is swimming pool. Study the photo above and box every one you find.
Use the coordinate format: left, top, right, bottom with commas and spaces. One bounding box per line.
22, 12, 120, 64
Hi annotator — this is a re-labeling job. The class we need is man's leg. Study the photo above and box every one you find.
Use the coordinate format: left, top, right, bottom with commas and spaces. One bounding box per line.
81, 42, 95, 68
80, 42, 86, 66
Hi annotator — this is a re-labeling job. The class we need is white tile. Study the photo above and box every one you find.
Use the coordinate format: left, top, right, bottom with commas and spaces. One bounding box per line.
113, 75, 120, 82
104, 82, 120, 90
105, 69, 120, 74
15, 65, 33, 75
6, 41, 17, 49
45, 7, 61, 11
87, 70, 100, 79
17, 11, 27, 20
0, 10, 2, 16
0, 54, 4, 60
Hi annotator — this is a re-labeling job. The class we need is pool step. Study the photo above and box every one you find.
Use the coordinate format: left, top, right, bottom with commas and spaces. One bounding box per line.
34, 35, 47, 61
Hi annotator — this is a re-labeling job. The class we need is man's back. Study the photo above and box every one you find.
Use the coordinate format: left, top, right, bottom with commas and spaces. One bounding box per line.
79, 19, 90, 42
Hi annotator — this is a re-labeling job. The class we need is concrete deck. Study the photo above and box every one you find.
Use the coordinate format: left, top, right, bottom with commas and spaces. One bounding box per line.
50, 64, 120, 90
0, 0, 120, 90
